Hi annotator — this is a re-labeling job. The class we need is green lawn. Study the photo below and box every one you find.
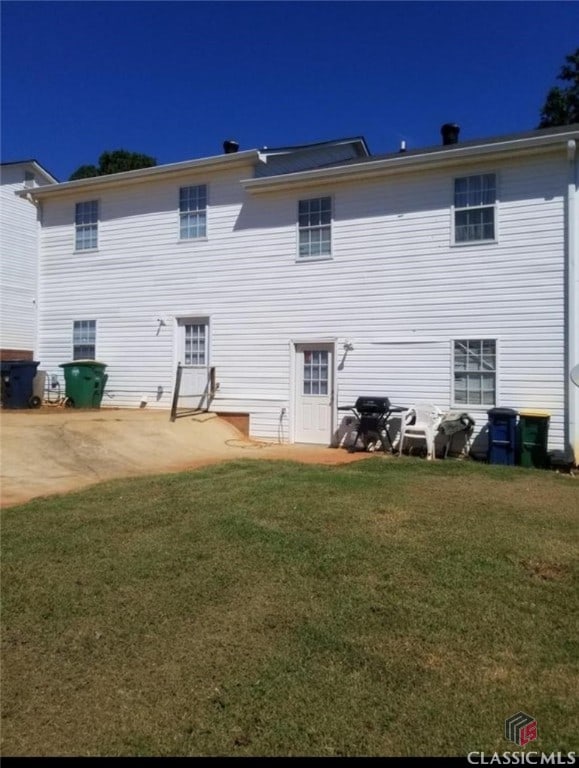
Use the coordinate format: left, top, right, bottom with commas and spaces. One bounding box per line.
1, 458, 578, 756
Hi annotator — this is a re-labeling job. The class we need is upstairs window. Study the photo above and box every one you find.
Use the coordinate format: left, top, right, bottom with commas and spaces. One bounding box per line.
454, 174, 496, 243
75, 200, 98, 250
453, 339, 496, 405
180, 185, 207, 239
298, 196, 332, 258
73, 320, 96, 360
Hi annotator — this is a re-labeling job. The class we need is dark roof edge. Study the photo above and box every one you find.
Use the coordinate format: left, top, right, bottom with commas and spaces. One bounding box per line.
242, 123, 579, 192
262, 136, 370, 157
320, 123, 579, 169
0, 159, 59, 183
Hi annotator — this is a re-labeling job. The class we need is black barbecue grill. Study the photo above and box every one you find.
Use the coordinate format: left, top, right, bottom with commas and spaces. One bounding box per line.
339, 396, 406, 453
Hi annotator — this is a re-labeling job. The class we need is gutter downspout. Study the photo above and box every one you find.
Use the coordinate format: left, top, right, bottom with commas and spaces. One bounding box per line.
566, 139, 578, 462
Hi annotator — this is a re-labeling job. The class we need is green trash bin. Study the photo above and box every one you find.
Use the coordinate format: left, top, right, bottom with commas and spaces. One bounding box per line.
60, 360, 108, 408
517, 409, 550, 469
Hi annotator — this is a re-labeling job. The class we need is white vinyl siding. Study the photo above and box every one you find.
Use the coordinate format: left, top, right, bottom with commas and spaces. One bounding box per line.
453, 339, 496, 406
454, 174, 496, 243
73, 320, 96, 360
0, 165, 43, 352
75, 200, 98, 250
298, 196, 331, 258
179, 185, 207, 239
35, 151, 568, 452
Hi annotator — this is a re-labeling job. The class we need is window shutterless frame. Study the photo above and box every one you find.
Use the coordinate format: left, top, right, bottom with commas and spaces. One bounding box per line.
179, 184, 208, 240
451, 338, 498, 408
450, 172, 498, 246
74, 200, 99, 251
296, 195, 333, 261
72, 319, 97, 360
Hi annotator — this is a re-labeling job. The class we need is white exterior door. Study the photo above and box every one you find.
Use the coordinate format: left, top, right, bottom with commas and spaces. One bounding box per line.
177, 319, 210, 410
295, 344, 334, 444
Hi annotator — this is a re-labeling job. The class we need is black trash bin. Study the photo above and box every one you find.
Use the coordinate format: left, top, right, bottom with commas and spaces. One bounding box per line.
0, 360, 40, 409
487, 407, 518, 465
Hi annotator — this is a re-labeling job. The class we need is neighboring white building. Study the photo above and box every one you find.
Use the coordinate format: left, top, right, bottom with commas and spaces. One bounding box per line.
0, 160, 57, 359
18, 126, 579, 460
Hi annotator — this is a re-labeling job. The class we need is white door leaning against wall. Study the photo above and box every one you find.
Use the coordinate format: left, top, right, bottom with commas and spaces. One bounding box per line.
177, 318, 210, 410
294, 344, 333, 444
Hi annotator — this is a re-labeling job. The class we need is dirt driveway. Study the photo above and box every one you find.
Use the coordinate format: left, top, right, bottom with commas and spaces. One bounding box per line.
0, 408, 372, 507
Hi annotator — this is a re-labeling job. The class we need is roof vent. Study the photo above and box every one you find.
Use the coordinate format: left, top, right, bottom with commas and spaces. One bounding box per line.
441, 123, 460, 146
223, 140, 239, 154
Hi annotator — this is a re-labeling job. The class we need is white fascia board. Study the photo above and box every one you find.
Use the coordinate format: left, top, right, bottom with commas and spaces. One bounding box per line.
28, 161, 58, 184
18, 149, 263, 200
242, 130, 579, 194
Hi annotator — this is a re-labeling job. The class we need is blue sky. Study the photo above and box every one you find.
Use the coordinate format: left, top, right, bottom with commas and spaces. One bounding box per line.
2, 1, 578, 180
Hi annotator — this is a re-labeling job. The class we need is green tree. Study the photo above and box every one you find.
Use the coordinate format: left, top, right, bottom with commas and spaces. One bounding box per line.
539, 48, 579, 128
69, 164, 100, 181
69, 149, 157, 181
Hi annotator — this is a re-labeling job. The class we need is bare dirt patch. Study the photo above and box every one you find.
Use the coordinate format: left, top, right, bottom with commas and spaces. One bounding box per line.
0, 408, 374, 508
520, 559, 569, 581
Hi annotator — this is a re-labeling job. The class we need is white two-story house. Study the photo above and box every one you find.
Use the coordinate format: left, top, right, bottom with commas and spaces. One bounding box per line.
17, 125, 579, 460
0, 160, 57, 359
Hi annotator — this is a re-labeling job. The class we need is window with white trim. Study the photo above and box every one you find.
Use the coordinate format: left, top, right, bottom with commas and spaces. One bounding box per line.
75, 201, 98, 250
73, 320, 96, 360
183, 323, 206, 365
179, 185, 207, 239
453, 339, 496, 405
303, 350, 329, 395
454, 174, 496, 243
298, 196, 331, 258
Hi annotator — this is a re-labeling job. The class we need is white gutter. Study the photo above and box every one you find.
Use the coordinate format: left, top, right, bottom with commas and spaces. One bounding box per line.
242, 129, 579, 193
567, 139, 578, 462
17, 149, 263, 200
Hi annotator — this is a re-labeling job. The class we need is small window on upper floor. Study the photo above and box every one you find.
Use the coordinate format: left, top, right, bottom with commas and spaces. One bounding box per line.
75, 201, 99, 251
454, 174, 496, 244
24, 171, 35, 188
298, 196, 332, 258
179, 185, 207, 239
73, 320, 96, 360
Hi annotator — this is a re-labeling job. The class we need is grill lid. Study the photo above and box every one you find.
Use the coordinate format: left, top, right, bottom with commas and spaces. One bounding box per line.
354, 396, 391, 414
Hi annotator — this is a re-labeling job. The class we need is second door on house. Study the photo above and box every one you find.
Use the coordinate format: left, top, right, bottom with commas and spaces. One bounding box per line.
177, 318, 211, 410
295, 344, 333, 444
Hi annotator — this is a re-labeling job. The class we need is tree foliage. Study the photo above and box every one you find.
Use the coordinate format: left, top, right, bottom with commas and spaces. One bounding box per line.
69, 149, 157, 181
539, 48, 579, 128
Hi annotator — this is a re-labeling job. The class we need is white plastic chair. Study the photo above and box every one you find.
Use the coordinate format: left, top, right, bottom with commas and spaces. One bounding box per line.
398, 403, 444, 460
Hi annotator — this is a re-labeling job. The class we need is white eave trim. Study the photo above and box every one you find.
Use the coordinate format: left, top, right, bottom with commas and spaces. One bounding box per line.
28, 161, 58, 184
18, 149, 263, 199
242, 130, 579, 193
